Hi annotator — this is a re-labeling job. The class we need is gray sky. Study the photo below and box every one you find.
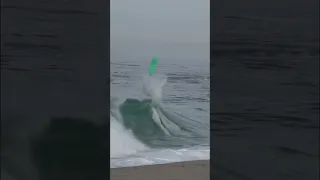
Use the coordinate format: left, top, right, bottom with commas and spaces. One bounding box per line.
110, 0, 210, 63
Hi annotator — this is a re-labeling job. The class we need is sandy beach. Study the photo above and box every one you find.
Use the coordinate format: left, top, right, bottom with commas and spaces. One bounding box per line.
111, 160, 209, 180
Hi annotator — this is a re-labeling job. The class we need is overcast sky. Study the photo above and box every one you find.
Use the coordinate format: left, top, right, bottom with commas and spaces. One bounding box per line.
110, 0, 210, 63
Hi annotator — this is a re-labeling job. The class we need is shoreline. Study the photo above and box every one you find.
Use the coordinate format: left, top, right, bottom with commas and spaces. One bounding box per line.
111, 160, 209, 180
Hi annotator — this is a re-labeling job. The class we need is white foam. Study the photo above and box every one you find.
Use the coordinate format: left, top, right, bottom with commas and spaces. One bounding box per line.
142, 75, 167, 102
110, 145, 210, 168
110, 114, 149, 158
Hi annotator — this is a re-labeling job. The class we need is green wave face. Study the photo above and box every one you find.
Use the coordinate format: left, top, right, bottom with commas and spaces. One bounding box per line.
118, 98, 209, 148
119, 99, 166, 141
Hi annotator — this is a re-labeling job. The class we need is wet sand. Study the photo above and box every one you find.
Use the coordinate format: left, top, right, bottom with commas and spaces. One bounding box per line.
111, 160, 210, 180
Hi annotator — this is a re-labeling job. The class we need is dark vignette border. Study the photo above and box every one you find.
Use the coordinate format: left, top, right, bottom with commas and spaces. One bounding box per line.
1, 0, 110, 179
210, 0, 319, 179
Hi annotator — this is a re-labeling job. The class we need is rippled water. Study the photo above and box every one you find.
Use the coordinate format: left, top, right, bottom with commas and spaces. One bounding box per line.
211, 14, 319, 180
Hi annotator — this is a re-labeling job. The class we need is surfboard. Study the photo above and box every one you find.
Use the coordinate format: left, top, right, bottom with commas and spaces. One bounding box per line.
148, 56, 158, 76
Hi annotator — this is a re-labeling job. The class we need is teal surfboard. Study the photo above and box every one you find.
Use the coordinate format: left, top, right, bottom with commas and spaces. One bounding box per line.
148, 56, 158, 76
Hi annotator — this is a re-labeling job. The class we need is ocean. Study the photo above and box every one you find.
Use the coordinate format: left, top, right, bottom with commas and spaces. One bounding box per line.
110, 60, 210, 167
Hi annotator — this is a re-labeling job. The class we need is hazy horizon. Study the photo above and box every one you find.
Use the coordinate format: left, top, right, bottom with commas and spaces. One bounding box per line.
110, 0, 210, 63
